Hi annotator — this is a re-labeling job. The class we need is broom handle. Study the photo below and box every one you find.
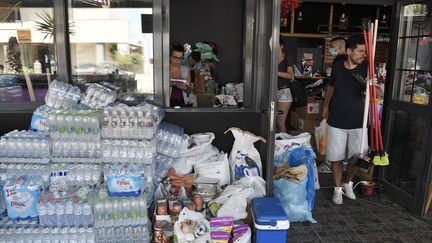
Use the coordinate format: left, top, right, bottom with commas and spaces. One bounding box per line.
360, 76, 370, 157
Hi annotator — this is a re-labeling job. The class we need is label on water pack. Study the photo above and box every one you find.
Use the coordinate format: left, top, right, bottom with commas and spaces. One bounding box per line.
30, 113, 49, 132
107, 175, 141, 194
3, 187, 39, 219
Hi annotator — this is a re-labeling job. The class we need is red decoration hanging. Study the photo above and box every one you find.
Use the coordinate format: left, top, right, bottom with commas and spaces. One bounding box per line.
281, 0, 301, 18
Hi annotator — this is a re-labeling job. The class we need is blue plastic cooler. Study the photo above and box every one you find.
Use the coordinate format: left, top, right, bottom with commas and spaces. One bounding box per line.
252, 197, 290, 243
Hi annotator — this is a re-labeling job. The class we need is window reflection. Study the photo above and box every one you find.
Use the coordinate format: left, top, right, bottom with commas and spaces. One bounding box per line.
69, 1, 154, 103
0, 1, 55, 102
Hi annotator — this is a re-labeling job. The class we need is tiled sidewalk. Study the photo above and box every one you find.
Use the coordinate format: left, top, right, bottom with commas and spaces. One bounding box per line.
287, 187, 432, 243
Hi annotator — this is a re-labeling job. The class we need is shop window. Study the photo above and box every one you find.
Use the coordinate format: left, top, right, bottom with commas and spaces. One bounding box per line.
69, 0, 154, 104
394, 2, 432, 105
0, 1, 56, 102
169, 0, 246, 108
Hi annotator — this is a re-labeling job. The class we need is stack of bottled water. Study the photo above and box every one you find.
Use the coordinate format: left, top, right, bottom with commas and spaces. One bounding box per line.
51, 139, 102, 162
81, 83, 116, 109
37, 190, 94, 227
45, 80, 81, 109
2, 175, 44, 220
104, 163, 154, 205
0, 130, 50, 163
29, 105, 54, 132
0, 163, 50, 188
154, 154, 174, 185
101, 139, 156, 164
49, 164, 103, 191
0, 85, 23, 102
48, 110, 101, 140
93, 191, 148, 228
101, 106, 157, 140
0, 225, 96, 243
155, 122, 189, 158
96, 225, 150, 243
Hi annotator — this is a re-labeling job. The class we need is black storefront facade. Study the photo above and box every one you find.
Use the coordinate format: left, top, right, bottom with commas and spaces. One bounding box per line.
1, 0, 432, 220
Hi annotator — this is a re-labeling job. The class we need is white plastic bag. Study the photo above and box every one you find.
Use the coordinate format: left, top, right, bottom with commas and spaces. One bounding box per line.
225, 128, 266, 181
174, 208, 211, 243
314, 120, 328, 155
172, 146, 219, 176
274, 132, 312, 165
235, 175, 266, 202
172, 133, 219, 176
217, 189, 252, 220
194, 153, 230, 186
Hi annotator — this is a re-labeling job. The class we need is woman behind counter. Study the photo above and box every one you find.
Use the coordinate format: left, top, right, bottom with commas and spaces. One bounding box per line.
277, 37, 295, 132
170, 43, 191, 107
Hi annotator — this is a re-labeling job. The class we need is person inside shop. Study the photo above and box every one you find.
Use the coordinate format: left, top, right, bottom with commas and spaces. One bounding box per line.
276, 37, 295, 133
170, 42, 191, 107
329, 37, 347, 66
184, 51, 201, 84
322, 34, 368, 205
318, 36, 347, 174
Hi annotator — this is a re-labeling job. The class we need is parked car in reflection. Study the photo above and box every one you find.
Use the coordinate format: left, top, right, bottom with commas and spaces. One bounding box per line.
73, 63, 97, 75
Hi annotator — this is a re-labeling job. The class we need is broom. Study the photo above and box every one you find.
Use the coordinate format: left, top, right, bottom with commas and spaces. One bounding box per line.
347, 20, 374, 170
370, 19, 389, 166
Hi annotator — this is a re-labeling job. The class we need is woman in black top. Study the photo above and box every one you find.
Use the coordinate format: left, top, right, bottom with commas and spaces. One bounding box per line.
277, 37, 295, 132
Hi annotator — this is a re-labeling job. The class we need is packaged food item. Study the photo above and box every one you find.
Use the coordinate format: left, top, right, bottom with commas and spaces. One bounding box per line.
210, 217, 234, 233
211, 231, 230, 243
232, 224, 250, 242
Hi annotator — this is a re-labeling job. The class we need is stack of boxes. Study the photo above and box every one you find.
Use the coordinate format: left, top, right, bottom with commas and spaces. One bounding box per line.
290, 96, 324, 154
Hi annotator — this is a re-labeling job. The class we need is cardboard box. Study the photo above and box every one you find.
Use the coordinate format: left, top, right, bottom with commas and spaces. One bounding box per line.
290, 111, 320, 133
197, 93, 214, 107
290, 112, 300, 130
296, 97, 323, 120
298, 117, 321, 132
194, 73, 206, 94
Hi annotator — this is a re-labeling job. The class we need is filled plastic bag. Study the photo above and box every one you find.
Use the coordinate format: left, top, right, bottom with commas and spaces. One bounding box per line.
274, 132, 320, 190
194, 153, 230, 186
172, 133, 220, 176
174, 208, 211, 243
314, 120, 328, 155
274, 132, 312, 165
225, 128, 266, 181
287, 147, 316, 211
216, 188, 252, 220
234, 175, 266, 202
273, 178, 316, 223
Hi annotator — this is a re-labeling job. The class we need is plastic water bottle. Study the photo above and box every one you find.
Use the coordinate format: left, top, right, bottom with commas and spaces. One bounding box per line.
38, 198, 48, 225
65, 200, 74, 226
73, 198, 83, 226
83, 202, 93, 227
46, 198, 56, 226
55, 198, 66, 226
128, 109, 137, 139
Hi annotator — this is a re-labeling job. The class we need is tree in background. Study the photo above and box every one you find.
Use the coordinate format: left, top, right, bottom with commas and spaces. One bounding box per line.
5, 37, 22, 73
